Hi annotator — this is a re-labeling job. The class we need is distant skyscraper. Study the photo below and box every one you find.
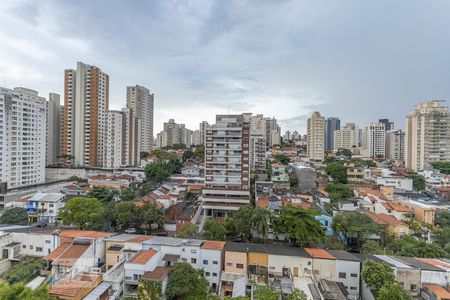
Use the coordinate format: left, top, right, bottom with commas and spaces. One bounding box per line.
325, 117, 340, 151
199, 121, 210, 145
386, 129, 405, 161
105, 111, 124, 169
156, 119, 192, 148
203, 114, 250, 218
46, 93, 61, 165
63, 62, 109, 167
362, 123, 386, 158
264, 117, 281, 147
126, 85, 154, 152
307, 112, 325, 160
0, 87, 46, 189
378, 118, 394, 131
405, 100, 450, 171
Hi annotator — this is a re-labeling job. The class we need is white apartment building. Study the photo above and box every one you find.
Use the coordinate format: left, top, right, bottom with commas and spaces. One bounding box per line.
386, 129, 405, 161
199, 121, 210, 145
0, 87, 46, 189
333, 123, 358, 151
264, 117, 281, 148
202, 115, 251, 218
307, 111, 325, 160
126, 85, 154, 152
105, 111, 124, 169
405, 100, 450, 171
46, 93, 61, 165
63, 62, 109, 167
362, 123, 386, 158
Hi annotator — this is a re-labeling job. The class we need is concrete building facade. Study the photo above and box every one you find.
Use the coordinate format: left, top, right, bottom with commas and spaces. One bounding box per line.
46, 93, 61, 165
307, 112, 325, 161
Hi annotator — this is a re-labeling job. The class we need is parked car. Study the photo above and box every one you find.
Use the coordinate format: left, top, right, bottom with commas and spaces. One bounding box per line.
125, 228, 137, 234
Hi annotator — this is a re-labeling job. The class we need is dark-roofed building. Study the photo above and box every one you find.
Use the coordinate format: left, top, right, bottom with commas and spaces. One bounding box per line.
394, 256, 449, 287
328, 250, 361, 298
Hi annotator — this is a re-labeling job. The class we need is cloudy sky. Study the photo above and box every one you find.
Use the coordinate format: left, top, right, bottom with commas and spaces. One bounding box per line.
1, 0, 449, 133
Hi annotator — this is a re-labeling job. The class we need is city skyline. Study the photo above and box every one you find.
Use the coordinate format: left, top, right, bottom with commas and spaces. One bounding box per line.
1, 1, 450, 133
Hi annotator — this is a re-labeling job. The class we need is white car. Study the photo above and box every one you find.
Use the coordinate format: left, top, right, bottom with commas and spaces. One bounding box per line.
124, 228, 137, 234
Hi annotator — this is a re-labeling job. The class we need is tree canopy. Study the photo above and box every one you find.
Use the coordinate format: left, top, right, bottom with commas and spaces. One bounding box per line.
121, 187, 135, 201
333, 212, 380, 252
377, 282, 411, 300
273, 205, 324, 246
405, 172, 425, 191
203, 218, 227, 241
274, 154, 291, 164
166, 262, 209, 300
3, 258, 47, 285
431, 161, 450, 174
59, 197, 103, 230
141, 202, 165, 230
0, 207, 28, 225
285, 289, 308, 300
324, 183, 354, 203
0, 282, 55, 300
87, 186, 119, 203
325, 161, 348, 184
361, 260, 396, 296
254, 286, 281, 300
336, 148, 352, 158
176, 223, 198, 238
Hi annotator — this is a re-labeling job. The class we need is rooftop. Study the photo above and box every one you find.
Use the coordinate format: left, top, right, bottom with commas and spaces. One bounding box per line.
424, 284, 450, 299
53, 244, 90, 266
201, 240, 226, 250
44, 242, 71, 261
142, 267, 170, 281
61, 230, 114, 240
224, 242, 311, 257
327, 250, 361, 262
129, 249, 158, 264
304, 248, 335, 260
364, 212, 402, 226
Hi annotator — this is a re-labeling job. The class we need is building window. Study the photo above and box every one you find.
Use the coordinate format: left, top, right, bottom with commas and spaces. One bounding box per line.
226, 262, 232, 267
203, 260, 208, 265
350, 287, 357, 290
36, 247, 43, 252
22, 245, 26, 249
307, 261, 312, 265
339, 272, 346, 279
29, 245, 33, 250
213, 260, 218, 265
410, 284, 417, 290
212, 272, 217, 277
182, 258, 187, 262
236, 263, 244, 269
191, 258, 197, 264
350, 273, 357, 277
269, 266, 275, 270
313, 270, 319, 275
45, 240, 51, 244
191, 249, 197, 254
205, 272, 210, 277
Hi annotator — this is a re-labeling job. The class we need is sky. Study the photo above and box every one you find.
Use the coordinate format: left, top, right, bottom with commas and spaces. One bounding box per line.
1, 0, 450, 134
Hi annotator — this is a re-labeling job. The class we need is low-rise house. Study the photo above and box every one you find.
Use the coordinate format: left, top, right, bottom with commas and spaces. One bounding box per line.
49, 273, 103, 300
328, 250, 361, 298
104, 234, 152, 269
124, 248, 162, 295
61, 184, 88, 196
4, 226, 60, 257
271, 163, 290, 190
421, 284, 450, 300
395, 256, 448, 287
201, 241, 225, 293
396, 199, 436, 226
175, 205, 197, 230
346, 165, 365, 183
25, 192, 66, 223
332, 199, 360, 216
141, 267, 170, 300
304, 248, 336, 281
375, 176, 413, 191
364, 212, 410, 236
181, 166, 201, 177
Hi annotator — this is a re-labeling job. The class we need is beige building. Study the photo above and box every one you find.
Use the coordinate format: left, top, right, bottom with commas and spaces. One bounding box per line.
307, 111, 325, 160
386, 129, 405, 162
63, 62, 109, 167
334, 123, 358, 151
405, 100, 450, 171
126, 85, 154, 152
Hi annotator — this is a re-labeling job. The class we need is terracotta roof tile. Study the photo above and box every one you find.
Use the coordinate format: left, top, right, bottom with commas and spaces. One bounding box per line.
256, 196, 269, 208
201, 240, 226, 250
60, 230, 113, 239
364, 212, 401, 226
418, 258, 450, 270
127, 235, 153, 243
44, 242, 71, 261
304, 248, 335, 259
53, 244, 90, 266
188, 185, 203, 190
129, 249, 158, 264
142, 267, 170, 281
424, 284, 450, 299
271, 163, 286, 168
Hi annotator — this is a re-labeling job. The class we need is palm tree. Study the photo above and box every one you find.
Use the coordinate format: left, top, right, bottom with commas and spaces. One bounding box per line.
251, 207, 272, 243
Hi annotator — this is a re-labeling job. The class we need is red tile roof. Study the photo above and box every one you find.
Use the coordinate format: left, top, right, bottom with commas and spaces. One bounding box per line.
188, 184, 203, 190
44, 242, 71, 261
364, 212, 401, 226
127, 235, 153, 243
142, 267, 170, 281
256, 196, 269, 208
271, 163, 286, 168
129, 249, 158, 264
201, 240, 226, 250
424, 284, 450, 299
418, 258, 450, 270
60, 230, 113, 240
52, 244, 90, 266
304, 248, 335, 259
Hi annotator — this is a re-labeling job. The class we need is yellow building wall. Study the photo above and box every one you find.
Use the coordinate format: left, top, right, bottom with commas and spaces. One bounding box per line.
224, 251, 247, 275
248, 252, 268, 267
105, 241, 124, 268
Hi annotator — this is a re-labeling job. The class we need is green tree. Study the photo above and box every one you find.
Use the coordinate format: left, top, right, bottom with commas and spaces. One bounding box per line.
150, 149, 177, 161
140, 182, 154, 196
333, 212, 380, 252
3, 258, 46, 284
68, 175, 83, 182
336, 148, 352, 158
121, 187, 135, 201
141, 202, 165, 231
182, 149, 194, 162
361, 260, 396, 296
166, 262, 209, 300
140, 151, 151, 162
0, 282, 56, 300
251, 207, 272, 243
325, 161, 348, 184
145, 161, 172, 183
366, 160, 377, 167
377, 282, 411, 300
405, 172, 425, 191
87, 186, 118, 203
59, 197, 103, 230
138, 279, 162, 300
176, 223, 198, 238
437, 210, 450, 227
224, 205, 255, 241
113, 201, 141, 230
431, 161, 450, 174
289, 171, 298, 192
0, 207, 28, 225
254, 285, 281, 300
324, 182, 354, 203
203, 218, 227, 240
386, 235, 448, 258
273, 205, 325, 246
193, 144, 205, 161
285, 289, 308, 300
361, 240, 384, 254
435, 226, 450, 249
274, 154, 291, 164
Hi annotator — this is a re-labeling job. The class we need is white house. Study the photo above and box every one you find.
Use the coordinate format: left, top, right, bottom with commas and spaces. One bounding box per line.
124, 248, 162, 294
200, 241, 225, 293
328, 250, 361, 299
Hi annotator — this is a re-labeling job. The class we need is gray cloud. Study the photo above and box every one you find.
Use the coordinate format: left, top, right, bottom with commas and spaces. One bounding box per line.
0, 0, 449, 133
